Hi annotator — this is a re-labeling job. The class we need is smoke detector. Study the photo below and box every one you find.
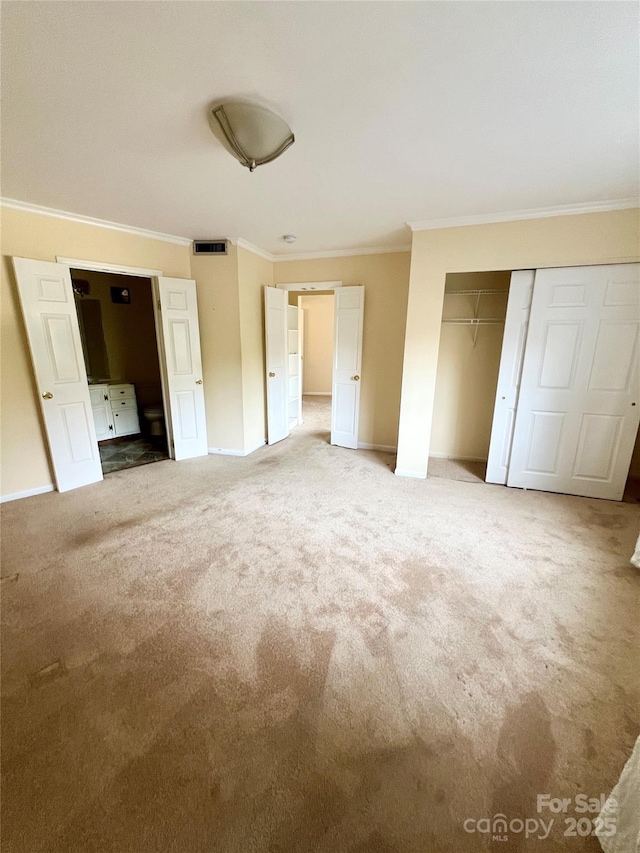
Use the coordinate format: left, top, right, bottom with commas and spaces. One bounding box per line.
283, 234, 297, 244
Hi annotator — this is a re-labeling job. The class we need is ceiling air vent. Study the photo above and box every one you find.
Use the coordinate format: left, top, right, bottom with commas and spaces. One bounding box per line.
193, 240, 228, 255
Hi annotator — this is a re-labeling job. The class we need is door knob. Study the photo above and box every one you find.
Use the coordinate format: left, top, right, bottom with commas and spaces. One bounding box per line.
353, 375, 360, 381
269, 372, 276, 378
195, 379, 203, 385
41, 391, 53, 399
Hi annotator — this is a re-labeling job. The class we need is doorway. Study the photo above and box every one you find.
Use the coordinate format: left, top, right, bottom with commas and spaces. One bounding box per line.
431, 264, 640, 500
12, 257, 209, 493
265, 284, 365, 450
292, 292, 334, 436
71, 269, 169, 475
429, 270, 510, 483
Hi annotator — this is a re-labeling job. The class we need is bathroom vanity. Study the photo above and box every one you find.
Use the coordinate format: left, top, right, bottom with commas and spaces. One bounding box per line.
89, 383, 140, 441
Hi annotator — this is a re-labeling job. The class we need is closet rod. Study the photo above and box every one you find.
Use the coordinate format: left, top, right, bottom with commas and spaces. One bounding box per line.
442, 318, 505, 324
444, 289, 508, 296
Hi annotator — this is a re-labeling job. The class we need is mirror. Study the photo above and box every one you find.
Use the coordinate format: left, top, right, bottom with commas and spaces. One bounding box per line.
76, 298, 110, 381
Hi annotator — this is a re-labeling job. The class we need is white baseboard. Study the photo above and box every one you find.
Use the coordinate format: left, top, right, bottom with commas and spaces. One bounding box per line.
208, 439, 266, 458
0, 484, 55, 504
429, 452, 488, 462
303, 392, 332, 396
358, 442, 397, 453
394, 468, 427, 479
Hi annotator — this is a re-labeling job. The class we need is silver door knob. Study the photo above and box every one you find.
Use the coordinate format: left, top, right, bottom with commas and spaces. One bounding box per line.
269, 372, 276, 378
353, 375, 360, 381
195, 379, 203, 385
41, 391, 53, 399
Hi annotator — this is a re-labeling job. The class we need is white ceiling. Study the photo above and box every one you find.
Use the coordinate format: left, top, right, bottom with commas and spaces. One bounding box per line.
2, 2, 638, 256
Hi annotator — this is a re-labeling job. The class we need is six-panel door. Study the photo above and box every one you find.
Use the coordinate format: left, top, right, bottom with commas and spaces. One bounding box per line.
12, 258, 103, 492
507, 264, 640, 500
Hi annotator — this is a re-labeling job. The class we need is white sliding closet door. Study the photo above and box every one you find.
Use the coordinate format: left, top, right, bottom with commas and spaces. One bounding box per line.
12, 258, 103, 492
507, 264, 640, 500
331, 286, 364, 449
486, 271, 534, 484
156, 277, 208, 460
264, 286, 289, 445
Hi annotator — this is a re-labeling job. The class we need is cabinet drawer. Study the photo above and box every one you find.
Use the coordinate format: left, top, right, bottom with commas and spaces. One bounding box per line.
110, 397, 137, 411
108, 384, 135, 400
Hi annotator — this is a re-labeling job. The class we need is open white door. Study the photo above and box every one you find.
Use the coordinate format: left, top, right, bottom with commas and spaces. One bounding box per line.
486, 271, 534, 484
264, 286, 289, 445
156, 277, 208, 460
331, 286, 364, 449
12, 258, 103, 492
507, 263, 640, 500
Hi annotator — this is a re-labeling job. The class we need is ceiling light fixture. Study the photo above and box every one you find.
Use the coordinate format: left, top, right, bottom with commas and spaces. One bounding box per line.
283, 234, 297, 244
209, 101, 295, 172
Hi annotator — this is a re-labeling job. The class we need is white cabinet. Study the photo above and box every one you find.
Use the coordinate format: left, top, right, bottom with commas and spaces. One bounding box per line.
89, 386, 114, 440
90, 383, 140, 441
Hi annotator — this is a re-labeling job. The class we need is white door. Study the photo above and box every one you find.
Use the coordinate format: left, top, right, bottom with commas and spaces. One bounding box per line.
298, 306, 304, 424
508, 263, 640, 500
156, 277, 208, 460
486, 271, 534, 484
331, 286, 365, 449
12, 258, 103, 492
264, 286, 289, 445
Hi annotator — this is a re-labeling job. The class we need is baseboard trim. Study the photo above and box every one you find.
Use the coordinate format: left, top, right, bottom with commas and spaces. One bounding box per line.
303, 392, 332, 396
429, 453, 488, 462
208, 440, 266, 458
394, 468, 426, 479
0, 484, 55, 503
358, 442, 397, 453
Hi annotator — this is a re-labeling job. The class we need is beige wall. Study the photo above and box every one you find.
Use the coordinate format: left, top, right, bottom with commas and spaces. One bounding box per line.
0, 206, 191, 497
299, 294, 334, 394
396, 208, 640, 476
189, 246, 245, 453
275, 253, 411, 448
431, 271, 510, 460
237, 246, 273, 452
190, 245, 273, 454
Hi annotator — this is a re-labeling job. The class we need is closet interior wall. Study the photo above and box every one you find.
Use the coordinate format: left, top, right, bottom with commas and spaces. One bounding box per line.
431, 270, 510, 461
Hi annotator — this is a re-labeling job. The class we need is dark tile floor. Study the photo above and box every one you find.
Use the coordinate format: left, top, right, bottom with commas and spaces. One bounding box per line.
99, 435, 169, 474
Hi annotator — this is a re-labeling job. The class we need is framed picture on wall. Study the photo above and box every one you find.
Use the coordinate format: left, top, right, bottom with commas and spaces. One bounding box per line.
110, 286, 131, 304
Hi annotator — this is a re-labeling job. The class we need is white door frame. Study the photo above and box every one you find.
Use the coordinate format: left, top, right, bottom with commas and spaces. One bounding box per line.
56, 256, 174, 458
283, 285, 365, 450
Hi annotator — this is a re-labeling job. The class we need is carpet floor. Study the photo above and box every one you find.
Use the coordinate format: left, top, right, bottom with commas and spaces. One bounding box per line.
1, 397, 639, 852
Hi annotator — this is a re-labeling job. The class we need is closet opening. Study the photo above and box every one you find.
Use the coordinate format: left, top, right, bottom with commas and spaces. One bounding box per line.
429, 270, 510, 483
623, 439, 640, 503
286, 290, 335, 437
71, 269, 170, 475
431, 263, 639, 501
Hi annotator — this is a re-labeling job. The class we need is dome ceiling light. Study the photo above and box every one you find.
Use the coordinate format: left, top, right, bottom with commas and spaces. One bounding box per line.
210, 102, 295, 172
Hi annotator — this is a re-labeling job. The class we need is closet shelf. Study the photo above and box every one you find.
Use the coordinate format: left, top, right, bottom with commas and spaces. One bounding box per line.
443, 318, 505, 325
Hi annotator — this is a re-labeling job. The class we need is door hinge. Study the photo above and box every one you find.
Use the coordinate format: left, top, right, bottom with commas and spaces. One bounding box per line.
157, 300, 162, 310
108, 425, 113, 431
